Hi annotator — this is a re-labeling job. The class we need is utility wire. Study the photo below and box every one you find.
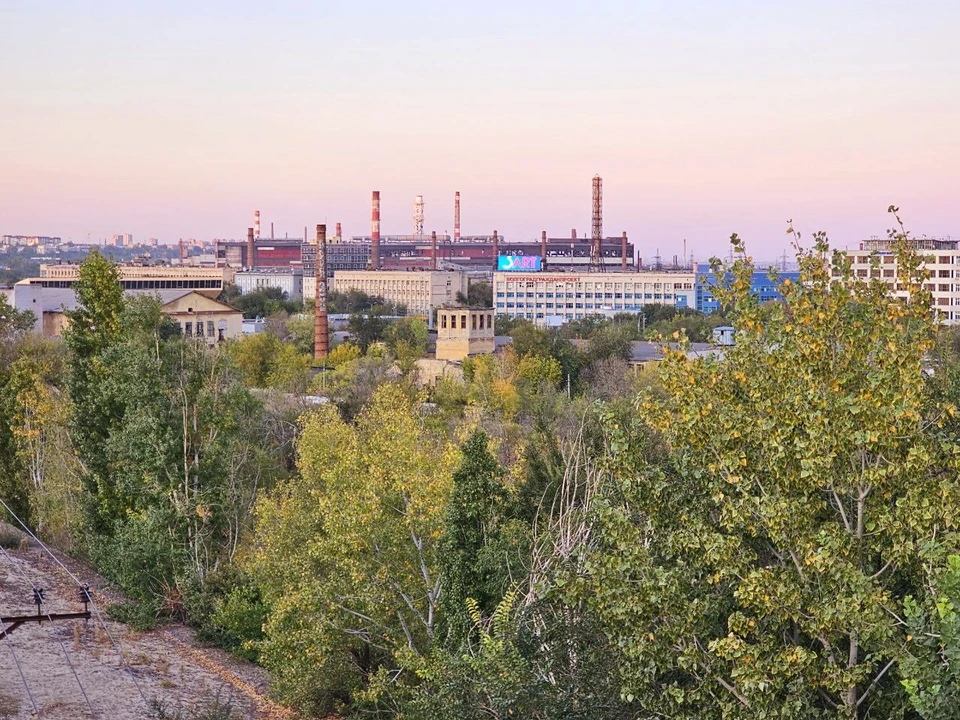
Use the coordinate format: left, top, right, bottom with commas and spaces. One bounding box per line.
0, 497, 150, 711
0, 541, 98, 718
1, 623, 39, 716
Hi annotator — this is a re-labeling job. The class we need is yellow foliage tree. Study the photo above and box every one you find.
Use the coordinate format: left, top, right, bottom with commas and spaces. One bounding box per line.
248, 383, 460, 712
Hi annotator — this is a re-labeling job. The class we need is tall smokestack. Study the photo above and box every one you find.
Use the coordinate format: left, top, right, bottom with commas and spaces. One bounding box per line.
492, 230, 499, 272
270, 221, 274, 240
254, 211, 261, 240
591, 175, 603, 270
371, 190, 381, 270
621, 231, 628, 271
431, 231, 437, 271
246, 227, 255, 268
541, 230, 547, 264
304, 226, 308, 243
178, 238, 186, 263
571, 229, 577, 239
335, 222, 342, 241
314, 224, 329, 360
414, 195, 425, 236
454, 191, 461, 240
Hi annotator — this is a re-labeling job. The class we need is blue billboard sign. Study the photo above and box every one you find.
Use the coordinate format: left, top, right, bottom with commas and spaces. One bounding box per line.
497, 255, 542, 272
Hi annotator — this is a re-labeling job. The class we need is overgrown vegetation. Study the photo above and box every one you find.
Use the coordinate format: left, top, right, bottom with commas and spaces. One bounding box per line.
5, 214, 960, 718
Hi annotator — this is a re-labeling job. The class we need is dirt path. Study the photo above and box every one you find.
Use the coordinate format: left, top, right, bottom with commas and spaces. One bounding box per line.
0, 525, 295, 720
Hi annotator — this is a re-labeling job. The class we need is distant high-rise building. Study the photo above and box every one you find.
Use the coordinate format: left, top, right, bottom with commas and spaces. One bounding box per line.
123, 233, 134, 247
111, 234, 123, 247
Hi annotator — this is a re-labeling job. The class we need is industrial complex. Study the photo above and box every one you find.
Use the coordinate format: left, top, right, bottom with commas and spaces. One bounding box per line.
17, 175, 956, 365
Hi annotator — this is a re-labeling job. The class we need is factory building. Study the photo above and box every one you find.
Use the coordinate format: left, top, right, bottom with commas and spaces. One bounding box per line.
435, 307, 496, 361
493, 270, 696, 325
302, 242, 371, 297
216, 239, 303, 269
344, 234, 636, 273
235, 267, 303, 301
332, 270, 468, 318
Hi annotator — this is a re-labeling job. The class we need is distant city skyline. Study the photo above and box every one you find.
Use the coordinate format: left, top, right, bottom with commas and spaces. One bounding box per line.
2, 1, 957, 256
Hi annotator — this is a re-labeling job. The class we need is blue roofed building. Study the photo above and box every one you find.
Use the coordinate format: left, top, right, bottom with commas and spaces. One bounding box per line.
695, 263, 801, 314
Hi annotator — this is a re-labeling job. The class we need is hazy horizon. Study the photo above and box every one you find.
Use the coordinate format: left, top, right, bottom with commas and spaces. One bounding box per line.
2, 1, 957, 258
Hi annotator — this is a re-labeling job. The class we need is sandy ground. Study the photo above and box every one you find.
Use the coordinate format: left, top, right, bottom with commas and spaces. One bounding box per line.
0, 524, 295, 720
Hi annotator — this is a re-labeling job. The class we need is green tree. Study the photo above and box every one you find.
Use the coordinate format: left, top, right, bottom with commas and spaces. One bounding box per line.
438, 430, 507, 642
324, 341, 362, 368
0, 293, 36, 338
385, 316, 428, 357
229, 333, 311, 391
901, 555, 960, 718
584, 325, 631, 364
315, 354, 395, 418
231, 287, 301, 319
455, 281, 493, 308
516, 353, 562, 391
348, 310, 389, 352
328, 289, 404, 315
63, 294, 271, 628
63, 249, 125, 526
248, 384, 460, 713
284, 314, 315, 355
588, 225, 960, 717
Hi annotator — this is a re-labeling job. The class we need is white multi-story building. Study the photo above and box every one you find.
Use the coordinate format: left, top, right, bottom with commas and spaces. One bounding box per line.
235, 267, 303, 301
493, 270, 697, 325
841, 238, 960, 323
332, 270, 468, 317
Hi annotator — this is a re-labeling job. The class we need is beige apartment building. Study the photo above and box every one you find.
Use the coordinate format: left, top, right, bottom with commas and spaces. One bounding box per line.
435, 307, 495, 361
493, 270, 697, 325
332, 270, 468, 317
841, 238, 960, 323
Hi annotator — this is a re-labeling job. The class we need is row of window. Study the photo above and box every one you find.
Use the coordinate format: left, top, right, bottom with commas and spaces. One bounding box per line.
182, 320, 227, 340
38, 279, 222, 290
498, 293, 671, 304
440, 312, 494, 330
497, 282, 692, 291
853, 255, 956, 265
497, 302, 661, 310
497, 292, 676, 300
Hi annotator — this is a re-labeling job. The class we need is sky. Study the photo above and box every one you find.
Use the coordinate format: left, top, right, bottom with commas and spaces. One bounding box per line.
1, 0, 958, 259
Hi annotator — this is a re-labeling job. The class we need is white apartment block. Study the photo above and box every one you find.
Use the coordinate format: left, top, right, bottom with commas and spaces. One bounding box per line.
331, 270, 468, 317
841, 238, 960, 323
493, 270, 696, 325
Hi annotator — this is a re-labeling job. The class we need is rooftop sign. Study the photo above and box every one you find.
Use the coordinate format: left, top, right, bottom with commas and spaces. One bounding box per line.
497, 255, 542, 272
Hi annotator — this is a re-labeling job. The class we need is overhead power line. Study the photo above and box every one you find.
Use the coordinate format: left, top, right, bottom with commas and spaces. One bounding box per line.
0, 541, 98, 717
0, 497, 150, 711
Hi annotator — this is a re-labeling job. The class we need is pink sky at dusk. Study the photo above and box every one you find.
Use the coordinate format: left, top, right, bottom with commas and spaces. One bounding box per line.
1, 0, 957, 260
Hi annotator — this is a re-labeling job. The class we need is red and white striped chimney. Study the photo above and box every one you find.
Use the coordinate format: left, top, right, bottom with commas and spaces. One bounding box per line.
454, 191, 461, 240
371, 191, 381, 270
254, 210, 261, 240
